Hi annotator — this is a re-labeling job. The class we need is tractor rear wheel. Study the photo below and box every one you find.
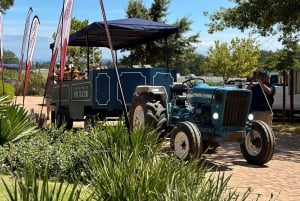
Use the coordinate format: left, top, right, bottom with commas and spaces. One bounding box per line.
240, 120, 275, 165
170, 121, 203, 160
129, 94, 167, 140
56, 108, 73, 130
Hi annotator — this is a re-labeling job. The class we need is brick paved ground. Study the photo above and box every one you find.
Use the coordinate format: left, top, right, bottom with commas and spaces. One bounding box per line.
204, 131, 300, 201
18, 96, 300, 201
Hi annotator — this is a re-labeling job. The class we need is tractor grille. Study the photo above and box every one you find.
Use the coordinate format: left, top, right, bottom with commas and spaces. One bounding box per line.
222, 91, 251, 127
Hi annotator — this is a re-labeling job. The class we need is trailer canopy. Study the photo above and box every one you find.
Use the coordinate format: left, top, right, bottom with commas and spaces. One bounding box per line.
51, 18, 178, 50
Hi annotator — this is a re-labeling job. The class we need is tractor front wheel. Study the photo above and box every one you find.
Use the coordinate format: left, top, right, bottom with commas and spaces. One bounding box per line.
240, 120, 275, 165
170, 121, 203, 160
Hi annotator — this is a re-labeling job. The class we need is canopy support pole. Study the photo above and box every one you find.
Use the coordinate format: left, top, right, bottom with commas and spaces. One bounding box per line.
98, 0, 132, 147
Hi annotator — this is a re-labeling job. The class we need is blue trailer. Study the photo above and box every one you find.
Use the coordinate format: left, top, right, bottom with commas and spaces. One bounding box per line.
51, 67, 176, 129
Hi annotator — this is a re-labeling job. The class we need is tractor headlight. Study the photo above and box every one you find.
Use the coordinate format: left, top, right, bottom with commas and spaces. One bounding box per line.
248, 113, 254, 121
212, 112, 219, 120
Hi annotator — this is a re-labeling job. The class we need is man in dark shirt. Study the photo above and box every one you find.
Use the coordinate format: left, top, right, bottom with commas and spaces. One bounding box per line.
247, 70, 276, 126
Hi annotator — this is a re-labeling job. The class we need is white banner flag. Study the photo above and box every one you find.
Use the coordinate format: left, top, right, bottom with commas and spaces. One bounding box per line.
23, 16, 40, 104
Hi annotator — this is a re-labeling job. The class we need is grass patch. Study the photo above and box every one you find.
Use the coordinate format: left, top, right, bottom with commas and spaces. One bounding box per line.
0, 169, 87, 201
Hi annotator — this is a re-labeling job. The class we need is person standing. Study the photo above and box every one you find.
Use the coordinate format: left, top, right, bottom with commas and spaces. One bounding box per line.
247, 69, 276, 126
45, 90, 52, 120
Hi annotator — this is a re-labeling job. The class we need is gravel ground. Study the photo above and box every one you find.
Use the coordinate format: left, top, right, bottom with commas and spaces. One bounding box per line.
15, 96, 83, 127
15, 96, 46, 115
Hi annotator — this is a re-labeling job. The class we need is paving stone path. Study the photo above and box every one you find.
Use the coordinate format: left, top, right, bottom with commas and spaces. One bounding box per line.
204, 131, 300, 201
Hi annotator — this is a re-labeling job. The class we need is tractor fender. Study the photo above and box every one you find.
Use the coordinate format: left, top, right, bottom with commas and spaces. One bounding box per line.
133, 85, 168, 107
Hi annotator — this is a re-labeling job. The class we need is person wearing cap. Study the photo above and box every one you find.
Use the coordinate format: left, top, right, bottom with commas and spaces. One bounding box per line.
247, 69, 276, 125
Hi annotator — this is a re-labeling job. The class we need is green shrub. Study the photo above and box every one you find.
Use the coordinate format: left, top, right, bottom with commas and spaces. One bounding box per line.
14, 72, 46, 96
0, 127, 92, 182
1, 163, 83, 201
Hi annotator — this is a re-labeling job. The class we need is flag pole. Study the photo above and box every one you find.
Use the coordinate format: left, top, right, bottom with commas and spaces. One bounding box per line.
98, 0, 132, 147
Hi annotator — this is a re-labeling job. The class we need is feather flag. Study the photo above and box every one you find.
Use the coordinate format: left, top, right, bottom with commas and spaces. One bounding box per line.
44, 12, 62, 100
17, 7, 33, 95
44, 0, 73, 101
23, 16, 40, 105
0, 11, 4, 95
59, 0, 74, 83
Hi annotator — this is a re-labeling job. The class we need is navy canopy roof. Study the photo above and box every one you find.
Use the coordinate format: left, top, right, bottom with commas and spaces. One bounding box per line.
52, 18, 178, 50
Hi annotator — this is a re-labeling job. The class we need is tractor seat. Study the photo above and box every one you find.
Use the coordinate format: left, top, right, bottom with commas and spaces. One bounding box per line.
170, 83, 188, 93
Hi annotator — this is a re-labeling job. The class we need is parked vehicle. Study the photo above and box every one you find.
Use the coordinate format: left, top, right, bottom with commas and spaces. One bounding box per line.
269, 72, 300, 116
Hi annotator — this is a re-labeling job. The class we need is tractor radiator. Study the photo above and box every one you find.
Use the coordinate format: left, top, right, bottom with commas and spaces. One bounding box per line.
222, 91, 251, 127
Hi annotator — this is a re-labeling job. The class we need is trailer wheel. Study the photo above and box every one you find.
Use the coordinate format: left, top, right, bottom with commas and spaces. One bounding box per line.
170, 121, 203, 160
240, 120, 275, 165
129, 94, 167, 140
56, 108, 73, 130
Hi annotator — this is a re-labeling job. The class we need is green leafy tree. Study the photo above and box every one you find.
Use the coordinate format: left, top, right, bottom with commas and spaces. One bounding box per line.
258, 50, 275, 67
258, 43, 300, 72
121, 0, 200, 71
126, 0, 149, 19
172, 50, 207, 76
52, 18, 102, 71
68, 17, 101, 70
191, 54, 207, 76
0, 0, 13, 12
205, 0, 300, 47
3, 49, 18, 64
231, 38, 260, 77
205, 41, 231, 81
205, 38, 260, 81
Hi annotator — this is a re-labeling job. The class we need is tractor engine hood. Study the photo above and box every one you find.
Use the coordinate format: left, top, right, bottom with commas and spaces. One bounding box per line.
186, 83, 252, 129
186, 83, 251, 107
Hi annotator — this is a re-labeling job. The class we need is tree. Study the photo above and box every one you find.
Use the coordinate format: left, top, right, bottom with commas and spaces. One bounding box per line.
3, 49, 19, 64
52, 18, 102, 71
0, 0, 13, 12
121, 0, 200, 71
205, 0, 300, 45
172, 51, 206, 76
68, 18, 101, 70
205, 38, 260, 82
190, 54, 207, 76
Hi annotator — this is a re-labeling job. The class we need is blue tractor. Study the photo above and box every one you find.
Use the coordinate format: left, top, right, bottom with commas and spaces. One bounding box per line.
129, 76, 275, 165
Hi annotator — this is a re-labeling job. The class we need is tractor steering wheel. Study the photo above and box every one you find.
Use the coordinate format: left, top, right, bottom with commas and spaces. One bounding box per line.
182, 77, 206, 88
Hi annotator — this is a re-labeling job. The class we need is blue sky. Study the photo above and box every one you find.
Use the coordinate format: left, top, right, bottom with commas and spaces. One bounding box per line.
2, 0, 282, 62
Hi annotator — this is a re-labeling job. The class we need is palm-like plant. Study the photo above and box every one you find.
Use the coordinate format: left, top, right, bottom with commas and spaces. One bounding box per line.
0, 96, 37, 145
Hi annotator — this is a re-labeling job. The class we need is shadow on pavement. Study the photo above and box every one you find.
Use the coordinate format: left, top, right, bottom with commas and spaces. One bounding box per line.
202, 131, 300, 170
